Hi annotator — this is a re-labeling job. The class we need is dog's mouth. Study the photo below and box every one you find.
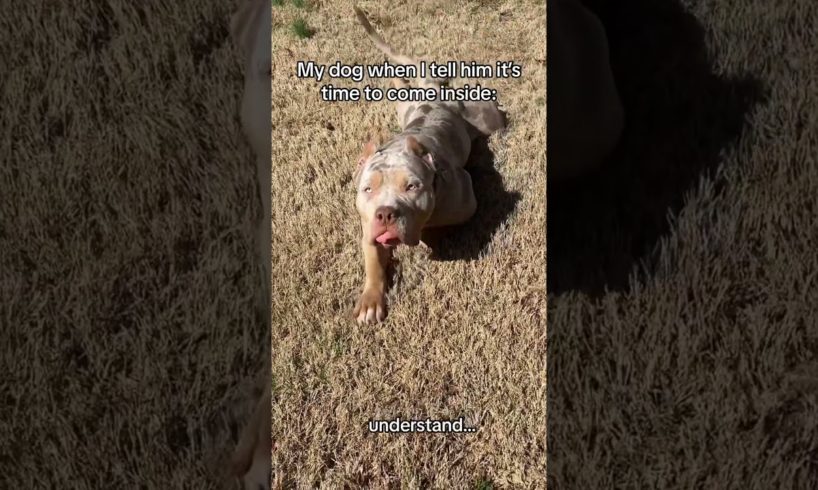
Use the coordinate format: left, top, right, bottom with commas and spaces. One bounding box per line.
375, 230, 402, 247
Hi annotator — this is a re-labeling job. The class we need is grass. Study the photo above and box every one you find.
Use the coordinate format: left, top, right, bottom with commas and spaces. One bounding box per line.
1, 0, 265, 488
548, 0, 818, 487
280, 0, 312, 40
271, 0, 545, 486
290, 18, 313, 39
3, 0, 815, 487
475, 478, 495, 490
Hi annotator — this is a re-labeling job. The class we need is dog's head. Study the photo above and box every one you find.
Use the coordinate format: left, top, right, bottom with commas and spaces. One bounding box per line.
355, 135, 437, 247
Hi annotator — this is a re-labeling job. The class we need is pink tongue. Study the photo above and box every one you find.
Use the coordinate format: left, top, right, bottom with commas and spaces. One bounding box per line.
375, 230, 400, 245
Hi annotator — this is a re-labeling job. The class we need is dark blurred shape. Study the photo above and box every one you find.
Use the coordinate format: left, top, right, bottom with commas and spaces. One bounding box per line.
547, 0, 764, 295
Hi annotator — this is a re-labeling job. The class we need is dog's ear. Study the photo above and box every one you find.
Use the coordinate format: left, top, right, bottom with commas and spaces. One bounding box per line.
230, 0, 269, 65
404, 135, 424, 156
354, 137, 379, 187
357, 129, 391, 167
404, 135, 435, 169
357, 140, 378, 168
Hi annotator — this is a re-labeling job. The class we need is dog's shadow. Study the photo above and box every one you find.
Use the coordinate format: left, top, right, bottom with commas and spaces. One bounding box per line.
421, 137, 521, 261
547, 0, 767, 295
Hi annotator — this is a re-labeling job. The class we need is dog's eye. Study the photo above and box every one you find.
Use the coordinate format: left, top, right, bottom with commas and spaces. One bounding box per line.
406, 183, 419, 191
364, 186, 372, 193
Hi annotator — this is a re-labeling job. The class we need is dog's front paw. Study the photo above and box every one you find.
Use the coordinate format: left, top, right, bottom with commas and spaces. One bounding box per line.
353, 288, 386, 324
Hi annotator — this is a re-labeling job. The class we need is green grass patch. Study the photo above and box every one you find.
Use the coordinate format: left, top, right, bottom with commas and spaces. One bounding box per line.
291, 18, 313, 39
474, 479, 494, 490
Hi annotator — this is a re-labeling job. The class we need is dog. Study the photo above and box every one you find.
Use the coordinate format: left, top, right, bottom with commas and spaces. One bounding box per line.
228, 0, 271, 489
352, 6, 507, 325
547, 0, 624, 180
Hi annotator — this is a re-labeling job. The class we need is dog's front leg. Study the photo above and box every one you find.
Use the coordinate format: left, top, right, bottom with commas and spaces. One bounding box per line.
353, 238, 390, 324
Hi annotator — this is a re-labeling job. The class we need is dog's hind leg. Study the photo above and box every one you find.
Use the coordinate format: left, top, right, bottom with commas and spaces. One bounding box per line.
459, 100, 508, 137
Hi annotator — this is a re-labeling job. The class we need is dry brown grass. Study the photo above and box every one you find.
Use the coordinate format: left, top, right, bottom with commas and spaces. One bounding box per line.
1, 1, 266, 487
548, 0, 818, 487
271, 0, 546, 487
5, 0, 815, 487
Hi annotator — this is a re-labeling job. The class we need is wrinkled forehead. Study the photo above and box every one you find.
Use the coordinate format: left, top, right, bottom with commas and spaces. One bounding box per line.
359, 152, 430, 184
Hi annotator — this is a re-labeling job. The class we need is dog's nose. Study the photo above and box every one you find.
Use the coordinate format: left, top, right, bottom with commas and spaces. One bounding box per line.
375, 206, 399, 225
